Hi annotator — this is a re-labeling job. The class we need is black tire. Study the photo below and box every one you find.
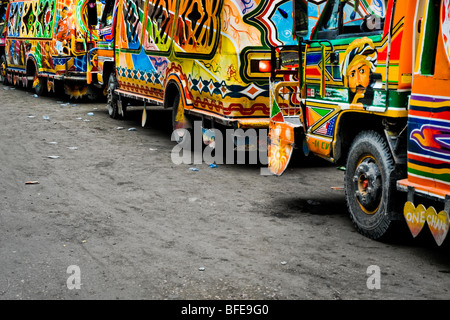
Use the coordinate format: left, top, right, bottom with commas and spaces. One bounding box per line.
54, 80, 66, 99
107, 72, 122, 119
345, 130, 397, 240
1, 55, 8, 85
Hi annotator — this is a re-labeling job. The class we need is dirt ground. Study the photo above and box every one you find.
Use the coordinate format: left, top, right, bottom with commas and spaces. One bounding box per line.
1, 83, 450, 303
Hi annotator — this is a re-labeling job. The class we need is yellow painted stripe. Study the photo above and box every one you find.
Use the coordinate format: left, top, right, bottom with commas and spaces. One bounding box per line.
410, 99, 450, 108
409, 162, 450, 175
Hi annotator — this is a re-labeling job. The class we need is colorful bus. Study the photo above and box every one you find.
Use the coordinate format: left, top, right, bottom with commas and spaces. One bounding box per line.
396, 0, 450, 246
268, 0, 450, 245
1, 0, 102, 98
97, 0, 297, 136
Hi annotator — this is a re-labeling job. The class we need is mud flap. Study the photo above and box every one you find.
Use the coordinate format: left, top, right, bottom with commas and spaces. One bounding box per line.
268, 80, 304, 176
117, 99, 124, 117
47, 78, 55, 93
403, 187, 450, 246
268, 120, 298, 176
142, 104, 147, 127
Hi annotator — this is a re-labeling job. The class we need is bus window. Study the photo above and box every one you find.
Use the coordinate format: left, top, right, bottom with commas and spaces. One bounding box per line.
420, 0, 440, 75
144, 0, 176, 53
0, 1, 6, 22
174, 0, 221, 57
0, 1, 7, 36
100, 0, 115, 28
122, 0, 146, 50
315, 0, 340, 39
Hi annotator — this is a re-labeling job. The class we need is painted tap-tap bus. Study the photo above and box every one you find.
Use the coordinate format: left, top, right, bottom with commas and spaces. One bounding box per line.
0, 0, 102, 98
97, 0, 297, 136
268, 0, 450, 245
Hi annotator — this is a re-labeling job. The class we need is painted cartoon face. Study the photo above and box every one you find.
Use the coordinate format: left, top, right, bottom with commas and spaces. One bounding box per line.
347, 61, 371, 92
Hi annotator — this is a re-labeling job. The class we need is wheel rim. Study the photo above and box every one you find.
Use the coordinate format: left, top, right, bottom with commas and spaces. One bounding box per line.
353, 155, 382, 215
107, 76, 116, 116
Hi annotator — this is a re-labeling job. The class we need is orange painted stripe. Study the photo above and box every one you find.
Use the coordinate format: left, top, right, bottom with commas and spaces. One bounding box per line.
98, 49, 114, 57
399, 177, 448, 198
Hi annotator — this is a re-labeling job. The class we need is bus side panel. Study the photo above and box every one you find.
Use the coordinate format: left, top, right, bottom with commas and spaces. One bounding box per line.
172, 0, 229, 116
116, 0, 171, 103
114, 0, 295, 122
407, 93, 450, 194
406, 0, 450, 197
169, 0, 284, 119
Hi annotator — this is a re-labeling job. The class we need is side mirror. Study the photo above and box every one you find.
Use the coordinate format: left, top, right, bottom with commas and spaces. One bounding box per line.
87, 0, 97, 27
294, 0, 308, 38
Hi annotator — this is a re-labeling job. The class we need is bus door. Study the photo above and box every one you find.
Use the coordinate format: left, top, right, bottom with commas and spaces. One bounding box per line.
302, 0, 387, 160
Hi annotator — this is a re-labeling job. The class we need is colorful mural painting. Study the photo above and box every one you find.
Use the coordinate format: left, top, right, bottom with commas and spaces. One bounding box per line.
1, 0, 104, 98
269, 0, 450, 245
98, 0, 301, 131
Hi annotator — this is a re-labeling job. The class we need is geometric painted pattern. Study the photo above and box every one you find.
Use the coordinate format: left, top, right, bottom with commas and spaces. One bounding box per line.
73, 55, 87, 72
117, 66, 163, 85
188, 75, 228, 98
188, 75, 269, 101
314, 115, 337, 136
307, 106, 332, 127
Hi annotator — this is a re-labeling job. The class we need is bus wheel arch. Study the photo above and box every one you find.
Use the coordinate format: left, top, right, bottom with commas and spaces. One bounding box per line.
165, 80, 191, 131
333, 112, 385, 165
26, 58, 46, 95
165, 80, 193, 145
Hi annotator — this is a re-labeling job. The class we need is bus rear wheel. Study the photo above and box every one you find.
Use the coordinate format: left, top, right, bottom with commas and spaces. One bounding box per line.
107, 73, 122, 119
34, 76, 47, 96
345, 130, 396, 240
